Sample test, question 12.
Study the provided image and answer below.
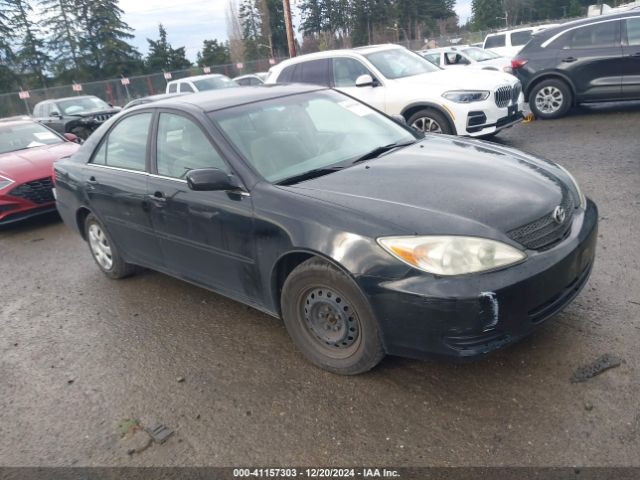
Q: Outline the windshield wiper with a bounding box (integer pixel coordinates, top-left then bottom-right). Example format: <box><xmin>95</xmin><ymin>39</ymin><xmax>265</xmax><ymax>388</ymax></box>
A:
<box><xmin>277</xmin><ymin>166</ymin><xmax>345</xmax><ymax>186</ymax></box>
<box><xmin>352</xmin><ymin>141</ymin><xmax>416</xmax><ymax>164</ymax></box>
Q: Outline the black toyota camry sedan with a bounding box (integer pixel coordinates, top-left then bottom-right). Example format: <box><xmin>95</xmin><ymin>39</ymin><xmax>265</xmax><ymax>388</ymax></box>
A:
<box><xmin>53</xmin><ymin>84</ymin><xmax>598</xmax><ymax>375</ymax></box>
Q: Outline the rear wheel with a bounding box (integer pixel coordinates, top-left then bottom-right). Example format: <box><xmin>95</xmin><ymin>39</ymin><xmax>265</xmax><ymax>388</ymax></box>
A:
<box><xmin>84</xmin><ymin>213</ymin><xmax>136</xmax><ymax>279</ymax></box>
<box><xmin>281</xmin><ymin>258</ymin><xmax>384</xmax><ymax>375</ymax></box>
<box><xmin>529</xmin><ymin>79</ymin><xmax>572</xmax><ymax>119</ymax></box>
<box><xmin>407</xmin><ymin>108</ymin><xmax>453</xmax><ymax>135</ymax></box>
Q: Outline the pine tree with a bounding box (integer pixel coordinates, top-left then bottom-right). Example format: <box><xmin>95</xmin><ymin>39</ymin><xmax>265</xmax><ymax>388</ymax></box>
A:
<box><xmin>75</xmin><ymin>0</ymin><xmax>142</xmax><ymax>78</ymax></box>
<box><xmin>146</xmin><ymin>24</ymin><xmax>191</xmax><ymax>72</ymax></box>
<box><xmin>197</xmin><ymin>40</ymin><xmax>231</xmax><ymax>67</ymax></box>
<box><xmin>264</xmin><ymin>0</ymin><xmax>287</xmax><ymax>57</ymax></box>
<box><xmin>568</xmin><ymin>0</ymin><xmax>583</xmax><ymax>17</ymax></box>
<box><xmin>0</xmin><ymin>0</ymin><xmax>17</xmax><ymax>93</ymax></box>
<box><xmin>10</xmin><ymin>0</ymin><xmax>50</xmax><ymax>88</ymax></box>
<box><xmin>239</xmin><ymin>0</ymin><xmax>264</xmax><ymax>60</ymax></box>
<box><xmin>40</xmin><ymin>0</ymin><xmax>80</xmax><ymax>77</ymax></box>
<box><xmin>471</xmin><ymin>0</ymin><xmax>504</xmax><ymax>30</ymax></box>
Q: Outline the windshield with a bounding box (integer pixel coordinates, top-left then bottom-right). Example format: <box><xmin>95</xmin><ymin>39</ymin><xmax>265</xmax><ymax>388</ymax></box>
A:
<box><xmin>462</xmin><ymin>47</ymin><xmax>500</xmax><ymax>62</ymax></box>
<box><xmin>212</xmin><ymin>90</ymin><xmax>416</xmax><ymax>184</ymax></box>
<box><xmin>364</xmin><ymin>48</ymin><xmax>440</xmax><ymax>79</ymax></box>
<box><xmin>193</xmin><ymin>76</ymin><xmax>238</xmax><ymax>91</ymax></box>
<box><xmin>0</xmin><ymin>122</ymin><xmax>63</xmax><ymax>155</ymax></box>
<box><xmin>57</xmin><ymin>96</ymin><xmax>110</xmax><ymax>115</ymax></box>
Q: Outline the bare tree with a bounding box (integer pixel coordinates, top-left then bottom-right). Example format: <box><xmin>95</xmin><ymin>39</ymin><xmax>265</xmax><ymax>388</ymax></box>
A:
<box><xmin>226</xmin><ymin>0</ymin><xmax>245</xmax><ymax>63</ymax></box>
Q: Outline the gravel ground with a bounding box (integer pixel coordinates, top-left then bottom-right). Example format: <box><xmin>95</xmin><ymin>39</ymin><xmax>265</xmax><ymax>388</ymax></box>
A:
<box><xmin>1</xmin><ymin>103</ymin><xmax>639</xmax><ymax>467</ymax></box>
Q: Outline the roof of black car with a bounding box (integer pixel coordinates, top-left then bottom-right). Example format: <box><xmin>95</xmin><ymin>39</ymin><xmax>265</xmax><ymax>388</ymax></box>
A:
<box><xmin>155</xmin><ymin>84</ymin><xmax>327</xmax><ymax>112</ymax></box>
<box><xmin>536</xmin><ymin>10</ymin><xmax>639</xmax><ymax>39</ymax></box>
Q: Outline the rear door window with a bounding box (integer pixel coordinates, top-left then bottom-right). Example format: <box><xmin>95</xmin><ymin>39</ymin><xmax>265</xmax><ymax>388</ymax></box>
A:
<box><xmin>485</xmin><ymin>34</ymin><xmax>506</xmax><ymax>48</ymax></box>
<box><xmin>91</xmin><ymin>113</ymin><xmax>152</xmax><ymax>171</ymax></box>
<box><xmin>625</xmin><ymin>18</ymin><xmax>640</xmax><ymax>46</ymax></box>
<box><xmin>179</xmin><ymin>83</ymin><xmax>195</xmax><ymax>93</ymax></box>
<box><xmin>566</xmin><ymin>21</ymin><xmax>620</xmax><ymax>49</ymax></box>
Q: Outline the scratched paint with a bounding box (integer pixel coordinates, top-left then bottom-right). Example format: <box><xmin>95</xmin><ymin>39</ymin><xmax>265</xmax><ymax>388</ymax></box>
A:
<box><xmin>480</xmin><ymin>292</ymin><xmax>499</xmax><ymax>331</ymax></box>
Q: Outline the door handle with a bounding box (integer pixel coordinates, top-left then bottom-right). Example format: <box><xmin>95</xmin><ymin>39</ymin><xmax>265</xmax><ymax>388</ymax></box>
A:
<box><xmin>562</xmin><ymin>56</ymin><xmax>578</xmax><ymax>63</ymax></box>
<box><xmin>86</xmin><ymin>176</ymin><xmax>98</xmax><ymax>190</ymax></box>
<box><xmin>629</xmin><ymin>52</ymin><xmax>640</xmax><ymax>58</ymax></box>
<box><xmin>87</xmin><ymin>176</ymin><xmax>98</xmax><ymax>183</ymax></box>
<box><xmin>148</xmin><ymin>191</ymin><xmax>167</xmax><ymax>206</ymax></box>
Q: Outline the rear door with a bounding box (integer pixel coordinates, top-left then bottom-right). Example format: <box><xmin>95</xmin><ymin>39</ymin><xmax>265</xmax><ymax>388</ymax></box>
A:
<box><xmin>553</xmin><ymin>19</ymin><xmax>623</xmax><ymax>101</ymax></box>
<box><xmin>146</xmin><ymin>110</ymin><xmax>257</xmax><ymax>298</ymax></box>
<box><xmin>84</xmin><ymin>112</ymin><xmax>163</xmax><ymax>266</ymax></box>
<box><xmin>622</xmin><ymin>16</ymin><xmax>640</xmax><ymax>98</ymax></box>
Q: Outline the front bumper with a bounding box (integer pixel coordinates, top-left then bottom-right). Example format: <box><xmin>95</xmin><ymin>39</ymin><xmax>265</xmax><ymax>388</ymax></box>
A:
<box><xmin>362</xmin><ymin>199</ymin><xmax>598</xmax><ymax>360</ymax></box>
<box><xmin>452</xmin><ymin>95</ymin><xmax>525</xmax><ymax>137</ymax></box>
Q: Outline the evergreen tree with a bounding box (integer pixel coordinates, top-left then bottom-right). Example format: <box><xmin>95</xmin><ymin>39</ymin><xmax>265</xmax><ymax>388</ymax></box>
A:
<box><xmin>10</xmin><ymin>0</ymin><xmax>50</xmax><ymax>88</ymax></box>
<box><xmin>40</xmin><ymin>0</ymin><xmax>80</xmax><ymax>78</ymax></box>
<box><xmin>0</xmin><ymin>0</ymin><xmax>17</xmax><ymax>93</ymax></box>
<box><xmin>239</xmin><ymin>0</ymin><xmax>264</xmax><ymax>60</ymax></box>
<box><xmin>146</xmin><ymin>24</ymin><xmax>191</xmax><ymax>72</ymax></box>
<box><xmin>197</xmin><ymin>39</ymin><xmax>231</xmax><ymax>66</ymax></box>
<box><xmin>471</xmin><ymin>0</ymin><xmax>504</xmax><ymax>30</ymax></box>
<box><xmin>568</xmin><ymin>0</ymin><xmax>583</xmax><ymax>17</ymax></box>
<box><xmin>265</xmin><ymin>0</ymin><xmax>287</xmax><ymax>57</ymax></box>
<box><xmin>75</xmin><ymin>0</ymin><xmax>142</xmax><ymax>78</ymax></box>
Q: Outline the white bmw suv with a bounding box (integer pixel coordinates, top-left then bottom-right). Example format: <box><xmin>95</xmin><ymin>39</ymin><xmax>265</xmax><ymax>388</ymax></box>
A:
<box><xmin>266</xmin><ymin>44</ymin><xmax>524</xmax><ymax>137</ymax></box>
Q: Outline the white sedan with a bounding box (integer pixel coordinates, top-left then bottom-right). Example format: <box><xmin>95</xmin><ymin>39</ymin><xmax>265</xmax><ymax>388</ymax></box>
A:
<box><xmin>420</xmin><ymin>47</ymin><xmax>513</xmax><ymax>74</ymax></box>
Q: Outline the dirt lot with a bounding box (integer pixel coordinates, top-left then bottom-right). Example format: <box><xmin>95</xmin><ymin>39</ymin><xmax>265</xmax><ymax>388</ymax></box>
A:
<box><xmin>1</xmin><ymin>103</ymin><xmax>639</xmax><ymax>467</ymax></box>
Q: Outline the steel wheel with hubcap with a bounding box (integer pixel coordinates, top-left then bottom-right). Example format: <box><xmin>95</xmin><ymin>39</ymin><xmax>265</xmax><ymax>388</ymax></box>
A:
<box><xmin>530</xmin><ymin>79</ymin><xmax>572</xmax><ymax>120</ymax></box>
<box><xmin>84</xmin><ymin>213</ymin><xmax>137</xmax><ymax>279</ymax></box>
<box><xmin>281</xmin><ymin>258</ymin><xmax>384</xmax><ymax>374</ymax></box>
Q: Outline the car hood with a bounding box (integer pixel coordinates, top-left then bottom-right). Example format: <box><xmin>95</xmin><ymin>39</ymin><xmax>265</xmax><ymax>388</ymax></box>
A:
<box><xmin>72</xmin><ymin>108</ymin><xmax>120</xmax><ymax>118</ymax></box>
<box><xmin>394</xmin><ymin>68</ymin><xmax>518</xmax><ymax>90</ymax></box>
<box><xmin>287</xmin><ymin>136</ymin><xmax>570</xmax><ymax>240</ymax></box>
<box><xmin>470</xmin><ymin>57</ymin><xmax>512</xmax><ymax>70</ymax></box>
<box><xmin>0</xmin><ymin>142</ymin><xmax>79</xmax><ymax>182</ymax></box>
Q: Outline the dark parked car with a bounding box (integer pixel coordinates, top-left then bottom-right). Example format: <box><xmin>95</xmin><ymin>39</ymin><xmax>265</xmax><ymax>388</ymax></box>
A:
<box><xmin>54</xmin><ymin>85</ymin><xmax>597</xmax><ymax>374</ymax></box>
<box><xmin>34</xmin><ymin>95</ymin><xmax>121</xmax><ymax>140</ymax></box>
<box><xmin>513</xmin><ymin>11</ymin><xmax>640</xmax><ymax>119</ymax></box>
<box><xmin>0</xmin><ymin>119</ymin><xmax>80</xmax><ymax>224</ymax></box>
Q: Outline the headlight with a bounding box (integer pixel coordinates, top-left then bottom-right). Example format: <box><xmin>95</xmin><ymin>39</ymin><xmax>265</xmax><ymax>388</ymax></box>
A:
<box><xmin>442</xmin><ymin>91</ymin><xmax>490</xmax><ymax>103</ymax></box>
<box><xmin>556</xmin><ymin>164</ymin><xmax>586</xmax><ymax>209</ymax></box>
<box><xmin>377</xmin><ymin>236</ymin><xmax>526</xmax><ymax>276</ymax></box>
<box><xmin>0</xmin><ymin>174</ymin><xmax>14</xmax><ymax>190</ymax></box>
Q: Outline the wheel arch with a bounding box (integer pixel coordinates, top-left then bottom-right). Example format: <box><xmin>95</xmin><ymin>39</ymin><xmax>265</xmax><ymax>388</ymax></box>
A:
<box><xmin>270</xmin><ymin>249</ymin><xmax>357</xmax><ymax>317</ymax></box>
<box><xmin>400</xmin><ymin>102</ymin><xmax>456</xmax><ymax>134</ymax></box>
<box><xmin>525</xmin><ymin>73</ymin><xmax>576</xmax><ymax>105</ymax></box>
<box><xmin>76</xmin><ymin>206</ymin><xmax>92</xmax><ymax>240</ymax></box>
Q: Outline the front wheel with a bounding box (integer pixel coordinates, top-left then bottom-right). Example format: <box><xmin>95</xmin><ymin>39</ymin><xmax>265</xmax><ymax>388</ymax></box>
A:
<box><xmin>529</xmin><ymin>79</ymin><xmax>572</xmax><ymax>119</ymax></box>
<box><xmin>281</xmin><ymin>258</ymin><xmax>385</xmax><ymax>375</ymax></box>
<box><xmin>407</xmin><ymin>108</ymin><xmax>454</xmax><ymax>135</ymax></box>
<box><xmin>84</xmin><ymin>213</ymin><xmax>136</xmax><ymax>279</ymax></box>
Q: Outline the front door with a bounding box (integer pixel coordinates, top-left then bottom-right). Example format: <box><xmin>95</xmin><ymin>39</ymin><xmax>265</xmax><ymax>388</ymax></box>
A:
<box><xmin>332</xmin><ymin>57</ymin><xmax>386</xmax><ymax>112</ymax></box>
<box><xmin>146</xmin><ymin>111</ymin><xmax>257</xmax><ymax>299</ymax></box>
<box><xmin>84</xmin><ymin>112</ymin><xmax>163</xmax><ymax>267</ymax></box>
<box><xmin>556</xmin><ymin>20</ymin><xmax>623</xmax><ymax>101</ymax></box>
<box><xmin>622</xmin><ymin>16</ymin><xmax>640</xmax><ymax>98</ymax></box>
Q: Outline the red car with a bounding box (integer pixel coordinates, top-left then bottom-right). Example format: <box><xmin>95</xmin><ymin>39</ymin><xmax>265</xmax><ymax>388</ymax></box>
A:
<box><xmin>0</xmin><ymin>119</ymin><xmax>80</xmax><ymax>225</ymax></box>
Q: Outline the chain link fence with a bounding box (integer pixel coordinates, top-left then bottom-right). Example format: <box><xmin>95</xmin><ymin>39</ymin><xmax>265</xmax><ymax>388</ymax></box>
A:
<box><xmin>0</xmin><ymin>58</ymin><xmax>281</xmax><ymax>118</ymax></box>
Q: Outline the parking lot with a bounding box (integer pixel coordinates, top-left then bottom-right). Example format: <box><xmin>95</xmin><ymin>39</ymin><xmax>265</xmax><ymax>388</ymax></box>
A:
<box><xmin>1</xmin><ymin>103</ymin><xmax>639</xmax><ymax>467</ymax></box>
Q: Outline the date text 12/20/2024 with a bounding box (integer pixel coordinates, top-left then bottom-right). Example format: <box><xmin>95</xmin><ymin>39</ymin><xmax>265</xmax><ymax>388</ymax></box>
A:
<box><xmin>233</xmin><ymin>468</ymin><xmax>400</xmax><ymax>478</ymax></box>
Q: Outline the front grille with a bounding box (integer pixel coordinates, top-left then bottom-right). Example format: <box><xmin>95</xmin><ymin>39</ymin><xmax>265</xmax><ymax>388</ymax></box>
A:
<box><xmin>507</xmin><ymin>189</ymin><xmax>575</xmax><ymax>250</ymax></box>
<box><xmin>9</xmin><ymin>177</ymin><xmax>55</xmax><ymax>205</ymax></box>
<box><xmin>494</xmin><ymin>83</ymin><xmax>521</xmax><ymax>108</ymax></box>
<box><xmin>94</xmin><ymin>113</ymin><xmax>115</xmax><ymax>122</ymax></box>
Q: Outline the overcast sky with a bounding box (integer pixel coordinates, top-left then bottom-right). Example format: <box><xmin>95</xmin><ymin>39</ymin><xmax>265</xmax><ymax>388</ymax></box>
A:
<box><xmin>121</xmin><ymin>0</ymin><xmax>473</xmax><ymax>61</ymax></box>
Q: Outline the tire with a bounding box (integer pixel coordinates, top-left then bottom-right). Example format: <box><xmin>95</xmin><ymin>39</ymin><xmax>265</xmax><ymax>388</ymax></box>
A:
<box><xmin>529</xmin><ymin>79</ymin><xmax>572</xmax><ymax>120</ymax></box>
<box><xmin>407</xmin><ymin>108</ymin><xmax>454</xmax><ymax>135</ymax></box>
<box><xmin>84</xmin><ymin>213</ymin><xmax>136</xmax><ymax>279</ymax></box>
<box><xmin>281</xmin><ymin>258</ymin><xmax>385</xmax><ymax>375</ymax></box>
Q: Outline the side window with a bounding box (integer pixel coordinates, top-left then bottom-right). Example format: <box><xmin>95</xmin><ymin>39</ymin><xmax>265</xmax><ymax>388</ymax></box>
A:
<box><xmin>424</xmin><ymin>53</ymin><xmax>440</xmax><ymax>65</ymax></box>
<box><xmin>168</xmin><ymin>83</ymin><xmax>178</xmax><ymax>93</ymax></box>
<box><xmin>156</xmin><ymin>113</ymin><xmax>228</xmax><ymax>179</ymax></box>
<box><xmin>179</xmin><ymin>83</ymin><xmax>195</xmax><ymax>93</ymax></box>
<box><xmin>568</xmin><ymin>21</ymin><xmax>620</xmax><ymax>49</ymax></box>
<box><xmin>34</xmin><ymin>104</ymin><xmax>42</xmax><ymax>116</ymax></box>
<box><xmin>236</xmin><ymin>78</ymin><xmax>250</xmax><ymax>86</ymax></box>
<box><xmin>91</xmin><ymin>113</ymin><xmax>151</xmax><ymax>171</ymax></box>
<box><xmin>250</xmin><ymin>77</ymin><xmax>262</xmax><ymax>85</ymax></box>
<box><xmin>511</xmin><ymin>30</ymin><xmax>533</xmax><ymax>46</ymax></box>
<box><xmin>332</xmin><ymin>57</ymin><xmax>372</xmax><ymax>87</ymax></box>
<box><xmin>278</xmin><ymin>65</ymin><xmax>297</xmax><ymax>83</ymax></box>
<box><xmin>485</xmin><ymin>34</ymin><xmax>506</xmax><ymax>48</ymax></box>
<box><xmin>626</xmin><ymin>18</ymin><xmax>640</xmax><ymax>46</ymax></box>
<box><xmin>298</xmin><ymin>59</ymin><xmax>330</xmax><ymax>85</ymax></box>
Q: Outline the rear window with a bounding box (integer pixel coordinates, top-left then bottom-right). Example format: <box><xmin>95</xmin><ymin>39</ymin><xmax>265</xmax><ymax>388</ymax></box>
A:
<box><xmin>559</xmin><ymin>21</ymin><xmax>620</xmax><ymax>49</ymax></box>
<box><xmin>485</xmin><ymin>34</ymin><xmax>506</xmax><ymax>48</ymax></box>
<box><xmin>511</xmin><ymin>30</ymin><xmax>533</xmax><ymax>46</ymax></box>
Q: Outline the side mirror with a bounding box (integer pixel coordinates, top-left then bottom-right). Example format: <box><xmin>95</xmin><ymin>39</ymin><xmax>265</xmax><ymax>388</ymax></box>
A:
<box><xmin>186</xmin><ymin>168</ymin><xmax>241</xmax><ymax>192</ymax></box>
<box><xmin>51</xmin><ymin>111</ymin><xmax>62</xmax><ymax>118</ymax></box>
<box><xmin>63</xmin><ymin>132</ymin><xmax>81</xmax><ymax>144</ymax></box>
<box><xmin>355</xmin><ymin>74</ymin><xmax>377</xmax><ymax>87</ymax></box>
<box><xmin>391</xmin><ymin>114</ymin><xmax>407</xmax><ymax>126</ymax></box>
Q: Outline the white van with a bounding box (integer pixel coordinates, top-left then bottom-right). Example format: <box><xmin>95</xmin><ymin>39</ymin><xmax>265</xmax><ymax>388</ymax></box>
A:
<box><xmin>483</xmin><ymin>25</ymin><xmax>559</xmax><ymax>58</ymax></box>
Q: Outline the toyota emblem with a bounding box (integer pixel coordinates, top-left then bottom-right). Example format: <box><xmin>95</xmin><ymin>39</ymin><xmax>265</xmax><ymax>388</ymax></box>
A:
<box><xmin>552</xmin><ymin>206</ymin><xmax>566</xmax><ymax>224</ymax></box>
